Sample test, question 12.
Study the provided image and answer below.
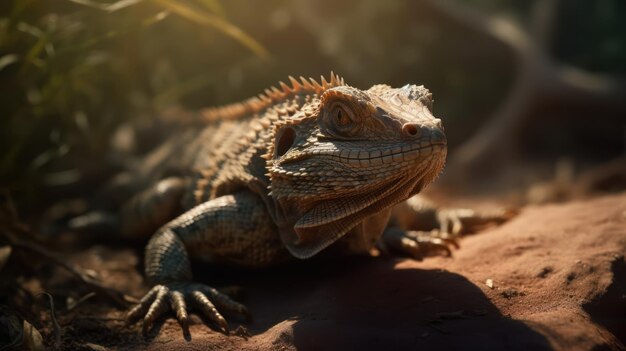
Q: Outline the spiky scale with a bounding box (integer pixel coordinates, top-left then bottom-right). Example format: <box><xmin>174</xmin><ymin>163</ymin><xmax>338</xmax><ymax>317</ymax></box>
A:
<box><xmin>279</xmin><ymin>81</ymin><xmax>292</xmax><ymax>94</ymax></box>
<box><xmin>288</xmin><ymin>76</ymin><xmax>301</xmax><ymax>91</ymax></box>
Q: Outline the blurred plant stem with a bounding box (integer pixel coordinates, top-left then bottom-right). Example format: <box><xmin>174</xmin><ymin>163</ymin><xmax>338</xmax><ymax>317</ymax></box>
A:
<box><xmin>154</xmin><ymin>0</ymin><xmax>270</xmax><ymax>59</ymax></box>
<box><xmin>0</xmin><ymin>0</ymin><xmax>268</xmax><ymax>205</ymax></box>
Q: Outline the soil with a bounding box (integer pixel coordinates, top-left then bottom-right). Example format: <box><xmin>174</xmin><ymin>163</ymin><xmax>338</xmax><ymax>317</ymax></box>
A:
<box><xmin>25</xmin><ymin>192</ymin><xmax>626</xmax><ymax>350</ymax></box>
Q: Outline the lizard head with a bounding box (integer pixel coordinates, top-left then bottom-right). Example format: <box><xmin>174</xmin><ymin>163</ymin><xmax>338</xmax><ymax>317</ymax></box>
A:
<box><xmin>268</xmin><ymin>81</ymin><xmax>447</xmax><ymax>258</ymax></box>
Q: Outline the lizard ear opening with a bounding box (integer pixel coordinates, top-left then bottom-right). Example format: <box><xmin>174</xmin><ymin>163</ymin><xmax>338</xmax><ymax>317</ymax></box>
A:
<box><xmin>275</xmin><ymin>127</ymin><xmax>295</xmax><ymax>158</ymax></box>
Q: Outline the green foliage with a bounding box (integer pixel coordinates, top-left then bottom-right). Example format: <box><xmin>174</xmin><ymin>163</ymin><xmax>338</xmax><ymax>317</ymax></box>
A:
<box><xmin>553</xmin><ymin>0</ymin><xmax>626</xmax><ymax>74</ymax></box>
<box><xmin>0</xmin><ymin>0</ymin><xmax>267</xmax><ymax>199</ymax></box>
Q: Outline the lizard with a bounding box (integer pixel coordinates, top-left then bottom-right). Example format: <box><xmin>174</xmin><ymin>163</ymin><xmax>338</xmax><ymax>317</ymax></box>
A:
<box><xmin>71</xmin><ymin>72</ymin><xmax>513</xmax><ymax>335</ymax></box>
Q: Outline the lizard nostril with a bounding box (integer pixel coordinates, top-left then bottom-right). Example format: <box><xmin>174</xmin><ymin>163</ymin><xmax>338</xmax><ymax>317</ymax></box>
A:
<box><xmin>402</xmin><ymin>123</ymin><xmax>421</xmax><ymax>137</ymax></box>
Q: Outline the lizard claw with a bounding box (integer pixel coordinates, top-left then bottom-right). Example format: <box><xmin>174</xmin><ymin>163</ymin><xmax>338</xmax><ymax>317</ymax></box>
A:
<box><xmin>381</xmin><ymin>206</ymin><xmax>516</xmax><ymax>260</ymax></box>
<box><xmin>126</xmin><ymin>282</ymin><xmax>248</xmax><ymax>336</ymax></box>
<box><xmin>381</xmin><ymin>228</ymin><xmax>458</xmax><ymax>260</ymax></box>
<box><xmin>437</xmin><ymin>207</ymin><xmax>517</xmax><ymax>236</ymax></box>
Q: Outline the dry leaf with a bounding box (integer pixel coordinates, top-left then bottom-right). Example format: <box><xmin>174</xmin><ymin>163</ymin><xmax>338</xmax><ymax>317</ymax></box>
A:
<box><xmin>22</xmin><ymin>320</ymin><xmax>45</xmax><ymax>351</ymax></box>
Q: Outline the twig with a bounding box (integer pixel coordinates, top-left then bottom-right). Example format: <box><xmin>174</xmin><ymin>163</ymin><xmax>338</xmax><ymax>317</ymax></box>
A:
<box><xmin>38</xmin><ymin>292</ymin><xmax>61</xmax><ymax>347</ymax></box>
<box><xmin>6</xmin><ymin>237</ymin><xmax>130</xmax><ymax>307</ymax></box>
<box><xmin>0</xmin><ymin>190</ymin><xmax>129</xmax><ymax>308</ymax></box>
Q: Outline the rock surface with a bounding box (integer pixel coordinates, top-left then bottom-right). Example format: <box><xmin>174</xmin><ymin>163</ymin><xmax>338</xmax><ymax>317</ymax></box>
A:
<box><xmin>58</xmin><ymin>192</ymin><xmax>626</xmax><ymax>350</ymax></box>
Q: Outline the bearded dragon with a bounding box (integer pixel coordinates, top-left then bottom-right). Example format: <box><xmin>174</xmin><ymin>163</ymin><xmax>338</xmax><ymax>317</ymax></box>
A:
<box><xmin>72</xmin><ymin>73</ymin><xmax>512</xmax><ymax>335</ymax></box>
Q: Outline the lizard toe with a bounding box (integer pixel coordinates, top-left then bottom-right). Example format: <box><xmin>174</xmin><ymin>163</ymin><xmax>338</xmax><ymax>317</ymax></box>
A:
<box><xmin>126</xmin><ymin>282</ymin><xmax>250</xmax><ymax>336</ymax></box>
<box><xmin>437</xmin><ymin>209</ymin><xmax>466</xmax><ymax>235</ymax></box>
<box><xmin>126</xmin><ymin>285</ymin><xmax>160</xmax><ymax>325</ymax></box>
<box><xmin>382</xmin><ymin>228</ymin><xmax>457</xmax><ymax>260</ymax></box>
<box><xmin>142</xmin><ymin>285</ymin><xmax>170</xmax><ymax>335</ymax></box>
<box><xmin>437</xmin><ymin>207</ymin><xmax>518</xmax><ymax>235</ymax></box>
<box><xmin>199</xmin><ymin>285</ymin><xmax>250</xmax><ymax>321</ymax></box>
<box><xmin>169</xmin><ymin>289</ymin><xmax>190</xmax><ymax>336</ymax></box>
<box><xmin>190</xmin><ymin>290</ymin><xmax>230</xmax><ymax>333</ymax></box>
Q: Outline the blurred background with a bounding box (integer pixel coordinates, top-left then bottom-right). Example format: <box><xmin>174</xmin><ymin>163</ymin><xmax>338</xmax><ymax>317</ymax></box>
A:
<box><xmin>1</xmin><ymin>0</ymin><xmax>625</xmax><ymax>209</ymax></box>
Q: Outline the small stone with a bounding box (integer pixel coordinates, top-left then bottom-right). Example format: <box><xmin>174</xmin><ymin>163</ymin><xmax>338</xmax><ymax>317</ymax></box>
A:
<box><xmin>485</xmin><ymin>279</ymin><xmax>494</xmax><ymax>289</ymax></box>
<box><xmin>537</xmin><ymin>266</ymin><xmax>553</xmax><ymax>278</ymax></box>
<box><xmin>501</xmin><ymin>288</ymin><xmax>525</xmax><ymax>299</ymax></box>
<box><xmin>566</xmin><ymin>272</ymin><xmax>577</xmax><ymax>282</ymax></box>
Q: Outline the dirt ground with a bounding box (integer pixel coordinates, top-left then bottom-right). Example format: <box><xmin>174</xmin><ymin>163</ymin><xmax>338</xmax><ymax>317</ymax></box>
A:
<box><xmin>28</xmin><ymin>191</ymin><xmax>626</xmax><ymax>350</ymax></box>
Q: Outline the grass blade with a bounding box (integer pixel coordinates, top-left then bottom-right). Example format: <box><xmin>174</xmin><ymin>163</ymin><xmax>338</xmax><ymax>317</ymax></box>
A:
<box><xmin>67</xmin><ymin>0</ymin><xmax>144</xmax><ymax>12</ymax></box>
<box><xmin>196</xmin><ymin>0</ymin><xmax>226</xmax><ymax>18</ymax></box>
<box><xmin>155</xmin><ymin>0</ymin><xmax>270</xmax><ymax>59</ymax></box>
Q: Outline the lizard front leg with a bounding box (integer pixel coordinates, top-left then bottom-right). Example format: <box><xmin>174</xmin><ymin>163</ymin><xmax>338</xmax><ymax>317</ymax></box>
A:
<box><xmin>126</xmin><ymin>190</ymin><xmax>286</xmax><ymax>335</ymax></box>
<box><xmin>382</xmin><ymin>195</ymin><xmax>516</xmax><ymax>259</ymax></box>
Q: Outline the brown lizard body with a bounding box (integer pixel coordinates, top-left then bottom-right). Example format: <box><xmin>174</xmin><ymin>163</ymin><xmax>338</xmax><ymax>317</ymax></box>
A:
<box><xmin>74</xmin><ymin>73</ymin><xmax>512</xmax><ymax>335</ymax></box>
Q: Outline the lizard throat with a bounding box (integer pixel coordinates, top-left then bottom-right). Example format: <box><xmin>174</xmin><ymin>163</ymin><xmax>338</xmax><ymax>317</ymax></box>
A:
<box><xmin>278</xmin><ymin>155</ymin><xmax>442</xmax><ymax>259</ymax></box>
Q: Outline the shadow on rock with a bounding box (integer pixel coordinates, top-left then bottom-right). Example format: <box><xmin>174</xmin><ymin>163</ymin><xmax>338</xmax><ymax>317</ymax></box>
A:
<box><xmin>204</xmin><ymin>257</ymin><xmax>553</xmax><ymax>350</ymax></box>
<box><xmin>583</xmin><ymin>257</ymin><xmax>626</xmax><ymax>346</ymax></box>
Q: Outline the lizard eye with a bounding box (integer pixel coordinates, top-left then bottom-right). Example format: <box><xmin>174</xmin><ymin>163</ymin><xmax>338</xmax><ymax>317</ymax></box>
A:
<box><xmin>326</xmin><ymin>102</ymin><xmax>360</xmax><ymax>137</ymax></box>
<box><xmin>333</xmin><ymin>105</ymin><xmax>351</xmax><ymax>126</ymax></box>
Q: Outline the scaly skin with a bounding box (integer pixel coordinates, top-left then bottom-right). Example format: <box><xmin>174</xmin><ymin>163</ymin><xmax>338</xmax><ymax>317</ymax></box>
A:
<box><xmin>82</xmin><ymin>73</ymin><xmax>512</xmax><ymax>335</ymax></box>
